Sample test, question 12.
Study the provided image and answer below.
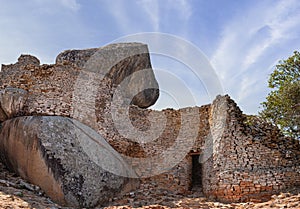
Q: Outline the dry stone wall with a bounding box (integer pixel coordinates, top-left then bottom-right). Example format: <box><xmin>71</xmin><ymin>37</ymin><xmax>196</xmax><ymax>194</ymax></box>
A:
<box><xmin>201</xmin><ymin>96</ymin><xmax>300</xmax><ymax>203</ymax></box>
<box><xmin>0</xmin><ymin>54</ymin><xmax>82</xmax><ymax>117</ymax></box>
<box><xmin>0</xmin><ymin>44</ymin><xmax>299</xmax><ymax>206</ymax></box>
<box><xmin>94</xmin><ymin>94</ymin><xmax>299</xmax><ymax>203</ymax></box>
<box><xmin>0</xmin><ymin>43</ymin><xmax>159</xmax><ymax>120</ymax></box>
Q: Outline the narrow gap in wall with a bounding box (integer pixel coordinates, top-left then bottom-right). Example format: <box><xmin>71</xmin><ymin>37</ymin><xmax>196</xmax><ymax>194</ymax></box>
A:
<box><xmin>191</xmin><ymin>154</ymin><xmax>202</xmax><ymax>192</ymax></box>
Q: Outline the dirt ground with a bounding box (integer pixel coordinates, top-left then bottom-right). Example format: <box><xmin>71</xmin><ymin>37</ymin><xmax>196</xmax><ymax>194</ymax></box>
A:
<box><xmin>0</xmin><ymin>162</ymin><xmax>299</xmax><ymax>209</ymax></box>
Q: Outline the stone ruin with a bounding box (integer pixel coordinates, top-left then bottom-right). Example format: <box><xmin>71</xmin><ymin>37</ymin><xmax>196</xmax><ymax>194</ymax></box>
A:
<box><xmin>0</xmin><ymin>43</ymin><xmax>299</xmax><ymax>208</ymax></box>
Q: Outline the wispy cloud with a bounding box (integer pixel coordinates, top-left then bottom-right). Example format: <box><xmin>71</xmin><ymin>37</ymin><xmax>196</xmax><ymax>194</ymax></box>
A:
<box><xmin>240</xmin><ymin>0</ymin><xmax>300</xmax><ymax>71</ymax></box>
<box><xmin>2</xmin><ymin>0</ymin><xmax>299</xmax><ymax>114</ymax></box>
<box><xmin>0</xmin><ymin>0</ymin><xmax>85</xmax><ymax>66</ymax></box>
<box><xmin>106</xmin><ymin>0</ymin><xmax>192</xmax><ymax>33</ymax></box>
<box><xmin>167</xmin><ymin>0</ymin><xmax>192</xmax><ymax>21</ymax></box>
<box><xmin>60</xmin><ymin>0</ymin><xmax>81</xmax><ymax>12</ymax></box>
<box><xmin>138</xmin><ymin>0</ymin><xmax>160</xmax><ymax>31</ymax></box>
<box><xmin>102</xmin><ymin>0</ymin><xmax>133</xmax><ymax>34</ymax></box>
<box><xmin>211</xmin><ymin>0</ymin><xmax>300</xmax><ymax>113</ymax></box>
<box><xmin>212</xmin><ymin>0</ymin><xmax>300</xmax><ymax>77</ymax></box>
<box><xmin>32</xmin><ymin>0</ymin><xmax>81</xmax><ymax>13</ymax></box>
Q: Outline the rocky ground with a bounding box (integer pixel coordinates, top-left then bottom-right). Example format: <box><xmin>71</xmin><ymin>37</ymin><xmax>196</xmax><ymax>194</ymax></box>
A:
<box><xmin>0</xmin><ymin>162</ymin><xmax>67</xmax><ymax>209</ymax></box>
<box><xmin>105</xmin><ymin>187</ymin><xmax>300</xmax><ymax>209</ymax></box>
<box><xmin>0</xmin><ymin>162</ymin><xmax>299</xmax><ymax>209</ymax></box>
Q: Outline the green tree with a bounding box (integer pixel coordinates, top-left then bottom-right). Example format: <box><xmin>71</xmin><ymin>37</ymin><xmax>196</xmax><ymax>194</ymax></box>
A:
<box><xmin>260</xmin><ymin>51</ymin><xmax>300</xmax><ymax>139</ymax></box>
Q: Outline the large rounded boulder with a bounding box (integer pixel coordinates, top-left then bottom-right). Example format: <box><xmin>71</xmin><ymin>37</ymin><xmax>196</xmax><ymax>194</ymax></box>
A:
<box><xmin>0</xmin><ymin>116</ymin><xmax>139</xmax><ymax>208</ymax></box>
<box><xmin>56</xmin><ymin>42</ymin><xmax>159</xmax><ymax>108</ymax></box>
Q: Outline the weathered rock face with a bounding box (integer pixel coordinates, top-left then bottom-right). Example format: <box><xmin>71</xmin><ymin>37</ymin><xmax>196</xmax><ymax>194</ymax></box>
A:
<box><xmin>0</xmin><ymin>116</ymin><xmax>139</xmax><ymax>208</ymax></box>
<box><xmin>56</xmin><ymin>43</ymin><xmax>159</xmax><ymax>108</ymax></box>
<box><xmin>0</xmin><ymin>88</ymin><xmax>28</xmax><ymax>122</ymax></box>
<box><xmin>0</xmin><ymin>42</ymin><xmax>299</xmax><ymax>207</ymax></box>
<box><xmin>1</xmin><ymin>54</ymin><xmax>40</xmax><ymax>72</ymax></box>
<box><xmin>56</xmin><ymin>48</ymin><xmax>98</xmax><ymax>68</ymax></box>
<box><xmin>96</xmin><ymin>95</ymin><xmax>300</xmax><ymax>203</ymax></box>
<box><xmin>0</xmin><ymin>43</ymin><xmax>159</xmax><ymax>121</ymax></box>
<box><xmin>0</xmin><ymin>43</ymin><xmax>158</xmax><ymax>207</ymax></box>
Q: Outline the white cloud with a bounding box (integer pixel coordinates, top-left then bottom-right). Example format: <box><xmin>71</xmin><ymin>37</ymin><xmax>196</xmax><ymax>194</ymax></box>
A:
<box><xmin>167</xmin><ymin>0</ymin><xmax>192</xmax><ymax>21</ymax></box>
<box><xmin>102</xmin><ymin>0</ymin><xmax>136</xmax><ymax>34</ymax></box>
<box><xmin>240</xmin><ymin>0</ymin><xmax>300</xmax><ymax>71</ymax></box>
<box><xmin>138</xmin><ymin>0</ymin><xmax>160</xmax><ymax>31</ymax></box>
<box><xmin>60</xmin><ymin>0</ymin><xmax>81</xmax><ymax>12</ymax></box>
<box><xmin>210</xmin><ymin>0</ymin><xmax>300</xmax><ymax>113</ymax></box>
<box><xmin>212</xmin><ymin>0</ymin><xmax>300</xmax><ymax>75</ymax></box>
<box><xmin>106</xmin><ymin>0</ymin><xmax>192</xmax><ymax>34</ymax></box>
<box><xmin>0</xmin><ymin>0</ymin><xmax>86</xmax><ymax>67</ymax></box>
<box><xmin>32</xmin><ymin>0</ymin><xmax>81</xmax><ymax>12</ymax></box>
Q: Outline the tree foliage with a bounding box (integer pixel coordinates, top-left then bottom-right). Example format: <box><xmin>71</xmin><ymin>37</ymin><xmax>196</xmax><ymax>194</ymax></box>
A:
<box><xmin>260</xmin><ymin>51</ymin><xmax>300</xmax><ymax>139</ymax></box>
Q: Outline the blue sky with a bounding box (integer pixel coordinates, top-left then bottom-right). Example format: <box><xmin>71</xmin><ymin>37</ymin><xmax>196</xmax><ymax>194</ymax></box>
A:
<box><xmin>1</xmin><ymin>0</ymin><xmax>300</xmax><ymax>114</ymax></box>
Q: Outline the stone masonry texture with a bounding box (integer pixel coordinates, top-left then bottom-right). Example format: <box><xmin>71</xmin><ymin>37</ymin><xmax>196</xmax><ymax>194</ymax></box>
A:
<box><xmin>0</xmin><ymin>43</ymin><xmax>299</xmax><ymax>206</ymax></box>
